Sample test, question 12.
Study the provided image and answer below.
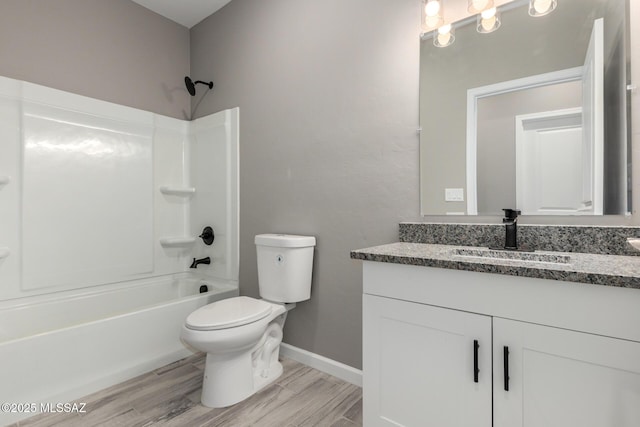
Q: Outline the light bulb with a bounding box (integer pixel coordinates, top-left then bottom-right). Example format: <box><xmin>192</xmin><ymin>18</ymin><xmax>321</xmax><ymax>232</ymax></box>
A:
<box><xmin>477</xmin><ymin>8</ymin><xmax>500</xmax><ymax>33</ymax></box>
<box><xmin>534</xmin><ymin>0</ymin><xmax>552</xmax><ymax>14</ymax></box>
<box><xmin>468</xmin><ymin>0</ymin><xmax>494</xmax><ymax>13</ymax></box>
<box><xmin>480</xmin><ymin>7</ymin><xmax>496</xmax><ymax>19</ymax></box>
<box><xmin>422</xmin><ymin>0</ymin><xmax>443</xmax><ymax>30</ymax></box>
<box><xmin>437</xmin><ymin>32</ymin><xmax>452</xmax><ymax>46</ymax></box>
<box><xmin>529</xmin><ymin>0</ymin><xmax>557</xmax><ymax>17</ymax></box>
<box><xmin>434</xmin><ymin>24</ymin><xmax>455</xmax><ymax>47</ymax></box>
<box><xmin>425</xmin><ymin>0</ymin><xmax>441</xmax><ymax>17</ymax></box>
<box><xmin>481</xmin><ymin>16</ymin><xmax>496</xmax><ymax>31</ymax></box>
<box><xmin>438</xmin><ymin>24</ymin><xmax>452</xmax><ymax>35</ymax></box>
<box><xmin>425</xmin><ymin>15</ymin><xmax>443</xmax><ymax>28</ymax></box>
<box><xmin>470</xmin><ymin>0</ymin><xmax>489</xmax><ymax>10</ymax></box>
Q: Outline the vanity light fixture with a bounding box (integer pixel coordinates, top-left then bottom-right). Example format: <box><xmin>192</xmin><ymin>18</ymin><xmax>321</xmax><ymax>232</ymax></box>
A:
<box><xmin>477</xmin><ymin>7</ymin><xmax>501</xmax><ymax>33</ymax></box>
<box><xmin>422</xmin><ymin>0</ymin><xmax>556</xmax><ymax>44</ymax></box>
<box><xmin>468</xmin><ymin>0</ymin><xmax>494</xmax><ymax>14</ymax></box>
<box><xmin>434</xmin><ymin>24</ymin><xmax>455</xmax><ymax>48</ymax></box>
<box><xmin>422</xmin><ymin>0</ymin><xmax>444</xmax><ymax>30</ymax></box>
<box><xmin>528</xmin><ymin>0</ymin><xmax>557</xmax><ymax>17</ymax></box>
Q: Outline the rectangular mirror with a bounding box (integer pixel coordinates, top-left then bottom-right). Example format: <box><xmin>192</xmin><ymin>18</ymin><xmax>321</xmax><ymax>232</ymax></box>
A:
<box><xmin>419</xmin><ymin>0</ymin><xmax>632</xmax><ymax>216</ymax></box>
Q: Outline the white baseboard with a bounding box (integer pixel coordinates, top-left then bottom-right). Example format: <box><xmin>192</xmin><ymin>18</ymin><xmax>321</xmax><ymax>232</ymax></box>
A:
<box><xmin>280</xmin><ymin>343</ymin><xmax>362</xmax><ymax>387</ymax></box>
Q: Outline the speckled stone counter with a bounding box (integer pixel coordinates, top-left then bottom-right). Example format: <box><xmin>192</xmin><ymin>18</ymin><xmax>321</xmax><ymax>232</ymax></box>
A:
<box><xmin>350</xmin><ymin>242</ymin><xmax>640</xmax><ymax>289</ymax></box>
<box><xmin>399</xmin><ymin>223</ymin><xmax>640</xmax><ymax>256</ymax></box>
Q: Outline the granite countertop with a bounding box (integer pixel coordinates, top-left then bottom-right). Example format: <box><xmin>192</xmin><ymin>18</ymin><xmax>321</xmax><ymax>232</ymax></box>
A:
<box><xmin>350</xmin><ymin>242</ymin><xmax>640</xmax><ymax>289</ymax></box>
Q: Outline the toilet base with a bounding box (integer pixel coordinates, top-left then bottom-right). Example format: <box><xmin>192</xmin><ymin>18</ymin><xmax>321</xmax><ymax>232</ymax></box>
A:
<box><xmin>200</xmin><ymin>349</ymin><xmax>284</xmax><ymax>408</ymax></box>
<box><xmin>199</xmin><ymin>321</ymin><xmax>285</xmax><ymax>409</ymax></box>
<box><xmin>184</xmin><ymin>301</ymin><xmax>292</xmax><ymax>408</ymax></box>
<box><xmin>253</xmin><ymin>356</ymin><xmax>283</xmax><ymax>393</ymax></box>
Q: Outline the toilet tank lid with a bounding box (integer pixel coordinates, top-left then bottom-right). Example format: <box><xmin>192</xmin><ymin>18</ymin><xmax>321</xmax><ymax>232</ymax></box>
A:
<box><xmin>255</xmin><ymin>234</ymin><xmax>316</xmax><ymax>248</ymax></box>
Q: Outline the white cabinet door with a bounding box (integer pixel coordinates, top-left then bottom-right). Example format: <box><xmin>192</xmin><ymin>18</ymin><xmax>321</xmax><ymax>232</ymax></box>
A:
<box><xmin>363</xmin><ymin>294</ymin><xmax>492</xmax><ymax>427</ymax></box>
<box><xmin>494</xmin><ymin>318</ymin><xmax>640</xmax><ymax>427</ymax></box>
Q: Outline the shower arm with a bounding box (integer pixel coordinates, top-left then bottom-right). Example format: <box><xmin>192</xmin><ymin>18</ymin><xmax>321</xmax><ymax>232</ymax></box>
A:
<box><xmin>193</xmin><ymin>80</ymin><xmax>213</xmax><ymax>89</ymax></box>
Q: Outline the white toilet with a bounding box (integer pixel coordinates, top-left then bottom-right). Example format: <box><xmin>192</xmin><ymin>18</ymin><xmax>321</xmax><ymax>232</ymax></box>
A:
<box><xmin>181</xmin><ymin>233</ymin><xmax>316</xmax><ymax>408</ymax></box>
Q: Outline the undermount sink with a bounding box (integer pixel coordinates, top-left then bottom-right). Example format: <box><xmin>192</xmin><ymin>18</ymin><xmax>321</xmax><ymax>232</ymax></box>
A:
<box><xmin>453</xmin><ymin>247</ymin><xmax>571</xmax><ymax>265</ymax></box>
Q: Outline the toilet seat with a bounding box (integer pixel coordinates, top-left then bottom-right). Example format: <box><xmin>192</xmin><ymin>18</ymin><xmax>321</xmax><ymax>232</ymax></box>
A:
<box><xmin>185</xmin><ymin>296</ymin><xmax>273</xmax><ymax>331</ymax></box>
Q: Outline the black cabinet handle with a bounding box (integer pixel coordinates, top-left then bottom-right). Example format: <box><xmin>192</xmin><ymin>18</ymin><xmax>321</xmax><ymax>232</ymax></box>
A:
<box><xmin>503</xmin><ymin>346</ymin><xmax>510</xmax><ymax>391</ymax></box>
<box><xmin>473</xmin><ymin>340</ymin><xmax>480</xmax><ymax>383</ymax></box>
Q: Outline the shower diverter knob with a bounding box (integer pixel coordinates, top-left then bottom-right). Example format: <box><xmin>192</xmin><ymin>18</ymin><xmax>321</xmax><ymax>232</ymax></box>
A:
<box><xmin>199</xmin><ymin>227</ymin><xmax>215</xmax><ymax>245</ymax></box>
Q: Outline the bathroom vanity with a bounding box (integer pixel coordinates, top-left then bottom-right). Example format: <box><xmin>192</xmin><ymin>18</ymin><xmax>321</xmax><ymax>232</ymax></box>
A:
<box><xmin>352</xmin><ymin>225</ymin><xmax>640</xmax><ymax>427</ymax></box>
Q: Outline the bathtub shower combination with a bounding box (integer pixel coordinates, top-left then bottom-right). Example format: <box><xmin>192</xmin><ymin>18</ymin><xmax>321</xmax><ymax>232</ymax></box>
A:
<box><xmin>0</xmin><ymin>76</ymin><xmax>239</xmax><ymax>425</ymax></box>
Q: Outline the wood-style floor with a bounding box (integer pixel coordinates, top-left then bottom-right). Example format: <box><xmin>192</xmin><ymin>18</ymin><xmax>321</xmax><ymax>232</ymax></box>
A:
<box><xmin>15</xmin><ymin>354</ymin><xmax>362</xmax><ymax>427</ymax></box>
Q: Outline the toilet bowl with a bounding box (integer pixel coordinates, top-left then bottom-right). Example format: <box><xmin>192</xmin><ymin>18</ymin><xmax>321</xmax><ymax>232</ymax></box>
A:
<box><xmin>181</xmin><ymin>296</ymin><xmax>290</xmax><ymax>407</ymax></box>
<box><xmin>181</xmin><ymin>234</ymin><xmax>315</xmax><ymax>408</ymax></box>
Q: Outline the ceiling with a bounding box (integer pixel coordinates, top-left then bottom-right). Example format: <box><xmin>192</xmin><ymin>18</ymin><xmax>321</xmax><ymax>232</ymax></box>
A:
<box><xmin>130</xmin><ymin>0</ymin><xmax>233</xmax><ymax>28</ymax></box>
<box><xmin>132</xmin><ymin>0</ymin><xmax>519</xmax><ymax>30</ymax></box>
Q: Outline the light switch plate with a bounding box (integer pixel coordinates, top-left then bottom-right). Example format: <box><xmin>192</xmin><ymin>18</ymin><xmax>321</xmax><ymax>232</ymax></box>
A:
<box><xmin>445</xmin><ymin>188</ymin><xmax>464</xmax><ymax>202</ymax></box>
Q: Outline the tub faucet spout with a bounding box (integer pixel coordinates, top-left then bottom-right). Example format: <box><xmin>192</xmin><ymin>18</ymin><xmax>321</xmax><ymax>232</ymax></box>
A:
<box><xmin>190</xmin><ymin>257</ymin><xmax>211</xmax><ymax>269</ymax></box>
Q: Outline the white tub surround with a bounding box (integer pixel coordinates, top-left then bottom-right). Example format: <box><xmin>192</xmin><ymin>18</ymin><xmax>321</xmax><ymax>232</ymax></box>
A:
<box><xmin>0</xmin><ymin>75</ymin><xmax>239</xmax><ymax>301</ymax></box>
<box><xmin>0</xmin><ymin>75</ymin><xmax>240</xmax><ymax>425</ymax></box>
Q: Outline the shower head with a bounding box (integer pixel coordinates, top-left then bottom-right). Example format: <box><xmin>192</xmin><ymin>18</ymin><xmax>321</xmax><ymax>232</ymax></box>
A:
<box><xmin>184</xmin><ymin>76</ymin><xmax>213</xmax><ymax>96</ymax></box>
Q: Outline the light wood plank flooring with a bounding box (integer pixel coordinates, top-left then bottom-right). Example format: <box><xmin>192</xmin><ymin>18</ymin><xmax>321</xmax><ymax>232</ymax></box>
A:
<box><xmin>15</xmin><ymin>354</ymin><xmax>362</xmax><ymax>427</ymax></box>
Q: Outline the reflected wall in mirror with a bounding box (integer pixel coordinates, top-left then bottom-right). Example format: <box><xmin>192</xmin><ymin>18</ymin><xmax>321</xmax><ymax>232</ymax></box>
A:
<box><xmin>419</xmin><ymin>0</ymin><xmax>632</xmax><ymax>216</ymax></box>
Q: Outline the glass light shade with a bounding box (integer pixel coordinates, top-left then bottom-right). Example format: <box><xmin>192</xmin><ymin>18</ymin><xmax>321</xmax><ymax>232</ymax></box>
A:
<box><xmin>467</xmin><ymin>0</ymin><xmax>494</xmax><ymax>14</ymax></box>
<box><xmin>528</xmin><ymin>0</ymin><xmax>558</xmax><ymax>17</ymax></box>
<box><xmin>477</xmin><ymin>8</ymin><xmax>501</xmax><ymax>33</ymax></box>
<box><xmin>422</xmin><ymin>0</ymin><xmax>444</xmax><ymax>30</ymax></box>
<box><xmin>433</xmin><ymin>24</ymin><xmax>455</xmax><ymax>48</ymax></box>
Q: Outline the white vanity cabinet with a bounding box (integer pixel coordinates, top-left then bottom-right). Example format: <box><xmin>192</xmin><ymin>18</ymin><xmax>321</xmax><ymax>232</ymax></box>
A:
<box><xmin>364</xmin><ymin>294</ymin><xmax>492</xmax><ymax>426</ymax></box>
<box><xmin>362</xmin><ymin>261</ymin><xmax>640</xmax><ymax>427</ymax></box>
<box><xmin>493</xmin><ymin>318</ymin><xmax>640</xmax><ymax>427</ymax></box>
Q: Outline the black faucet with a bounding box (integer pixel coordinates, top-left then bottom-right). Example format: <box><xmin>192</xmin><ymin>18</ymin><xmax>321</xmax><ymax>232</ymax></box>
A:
<box><xmin>502</xmin><ymin>209</ymin><xmax>521</xmax><ymax>250</ymax></box>
<box><xmin>190</xmin><ymin>257</ymin><xmax>211</xmax><ymax>269</ymax></box>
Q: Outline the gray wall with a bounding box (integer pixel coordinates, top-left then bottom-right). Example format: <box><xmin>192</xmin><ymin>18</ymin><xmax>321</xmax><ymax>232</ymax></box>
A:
<box><xmin>0</xmin><ymin>0</ymin><xmax>420</xmax><ymax>370</ymax></box>
<box><xmin>190</xmin><ymin>0</ymin><xmax>421</xmax><ymax>369</ymax></box>
<box><xmin>0</xmin><ymin>0</ymin><xmax>191</xmax><ymax>119</ymax></box>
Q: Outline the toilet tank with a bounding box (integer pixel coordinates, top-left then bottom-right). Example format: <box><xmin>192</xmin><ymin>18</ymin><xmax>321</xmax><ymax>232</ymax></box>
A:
<box><xmin>255</xmin><ymin>234</ymin><xmax>316</xmax><ymax>303</ymax></box>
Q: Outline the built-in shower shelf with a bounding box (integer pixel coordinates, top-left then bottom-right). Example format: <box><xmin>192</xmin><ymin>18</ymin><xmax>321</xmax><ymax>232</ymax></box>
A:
<box><xmin>159</xmin><ymin>186</ymin><xmax>196</xmax><ymax>196</ymax></box>
<box><xmin>159</xmin><ymin>237</ymin><xmax>196</xmax><ymax>247</ymax></box>
<box><xmin>0</xmin><ymin>176</ymin><xmax>10</xmax><ymax>186</ymax></box>
<box><xmin>0</xmin><ymin>247</ymin><xmax>10</xmax><ymax>259</ymax></box>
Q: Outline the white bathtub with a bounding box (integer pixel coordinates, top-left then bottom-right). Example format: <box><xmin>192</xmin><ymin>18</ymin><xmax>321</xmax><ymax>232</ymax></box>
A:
<box><xmin>0</xmin><ymin>274</ymin><xmax>238</xmax><ymax>425</ymax></box>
